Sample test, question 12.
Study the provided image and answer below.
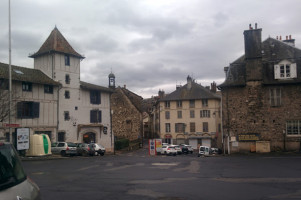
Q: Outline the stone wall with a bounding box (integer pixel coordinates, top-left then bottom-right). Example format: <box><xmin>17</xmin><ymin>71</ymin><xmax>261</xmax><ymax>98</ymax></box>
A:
<box><xmin>222</xmin><ymin>83</ymin><xmax>301</xmax><ymax>152</ymax></box>
<box><xmin>111</xmin><ymin>88</ymin><xmax>142</xmax><ymax>141</ymax></box>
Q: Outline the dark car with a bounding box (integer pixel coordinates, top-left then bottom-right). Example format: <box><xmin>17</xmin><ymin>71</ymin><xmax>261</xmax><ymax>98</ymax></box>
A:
<box><xmin>76</xmin><ymin>143</ymin><xmax>95</xmax><ymax>156</ymax></box>
<box><xmin>0</xmin><ymin>142</ymin><xmax>41</xmax><ymax>200</ymax></box>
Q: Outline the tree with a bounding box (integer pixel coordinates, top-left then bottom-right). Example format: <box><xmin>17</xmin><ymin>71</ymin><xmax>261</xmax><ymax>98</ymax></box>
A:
<box><xmin>0</xmin><ymin>89</ymin><xmax>17</xmax><ymax>123</ymax></box>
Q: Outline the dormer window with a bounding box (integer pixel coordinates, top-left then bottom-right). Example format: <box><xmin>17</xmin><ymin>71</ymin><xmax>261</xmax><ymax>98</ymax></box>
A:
<box><xmin>274</xmin><ymin>60</ymin><xmax>297</xmax><ymax>79</ymax></box>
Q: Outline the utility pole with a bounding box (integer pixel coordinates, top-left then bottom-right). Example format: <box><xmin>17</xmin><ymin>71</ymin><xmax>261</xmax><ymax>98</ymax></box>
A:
<box><xmin>8</xmin><ymin>0</ymin><xmax>12</xmax><ymax>142</ymax></box>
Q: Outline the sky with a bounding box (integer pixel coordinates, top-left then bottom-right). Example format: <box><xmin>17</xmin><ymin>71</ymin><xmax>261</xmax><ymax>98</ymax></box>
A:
<box><xmin>1</xmin><ymin>0</ymin><xmax>301</xmax><ymax>98</ymax></box>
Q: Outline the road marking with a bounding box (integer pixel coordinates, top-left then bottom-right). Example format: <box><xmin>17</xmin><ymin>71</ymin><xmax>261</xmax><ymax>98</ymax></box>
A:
<box><xmin>105</xmin><ymin>163</ymin><xmax>145</xmax><ymax>171</ymax></box>
<box><xmin>76</xmin><ymin>165</ymin><xmax>99</xmax><ymax>171</ymax></box>
<box><xmin>213</xmin><ymin>177</ymin><xmax>301</xmax><ymax>183</ymax></box>
<box><xmin>130</xmin><ymin>177</ymin><xmax>197</xmax><ymax>184</ymax></box>
<box><xmin>152</xmin><ymin>163</ymin><xmax>179</xmax><ymax>166</ymax></box>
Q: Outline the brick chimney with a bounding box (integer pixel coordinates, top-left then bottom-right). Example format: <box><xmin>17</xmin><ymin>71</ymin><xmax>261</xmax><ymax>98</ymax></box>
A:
<box><xmin>158</xmin><ymin>90</ymin><xmax>165</xmax><ymax>98</ymax></box>
<box><xmin>243</xmin><ymin>23</ymin><xmax>263</xmax><ymax>82</ymax></box>
<box><xmin>211</xmin><ymin>82</ymin><xmax>217</xmax><ymax>93</ymax></box>
<box><xmin>187</xmin><ymin>75</ymin><xmax>192</xmax><ymax>90</ymax></box>
<box><xmin>244</xmin><ymin>23</ymin><xmax>262</xmax><ymax>60</ymax></box>
<box><xmin>283</xmin><ymin>35</ymin><xmax>295</xmax><ymax>47</ymax></box>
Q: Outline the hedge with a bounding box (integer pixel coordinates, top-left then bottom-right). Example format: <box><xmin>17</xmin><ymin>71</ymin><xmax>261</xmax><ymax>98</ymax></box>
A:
<box><xmin>115</xmin><ymin>138</ymin><xmax>130</xmax><ymax>150</ymax></box>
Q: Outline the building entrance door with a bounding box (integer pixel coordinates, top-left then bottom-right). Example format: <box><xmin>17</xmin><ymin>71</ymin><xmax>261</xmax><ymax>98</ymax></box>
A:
<box><xmin>83</xmin><ymin>132</ymin><xmax>96</xmax><ymax>143</ymax></box>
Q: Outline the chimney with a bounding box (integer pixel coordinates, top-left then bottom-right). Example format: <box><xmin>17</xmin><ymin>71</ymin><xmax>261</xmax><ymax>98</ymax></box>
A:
<box><xmin>187</xmin><ymin>75</ymin><xmax>192</xmax><ymax>90</ymax></box>
<box><xmin>224</xmin><ymin>67</ymin><xmax>229</xmax><ymax>78</ymax></box>
<box><xmin>283</xmin><ymin>34</ymin><xmax>295</xmax><ymax>47</ymax></box>
<box><xmin>211</xmin><ymin>82</ymin><xmax>217</xmax><ymax>93</ymax></box>
<box><xmin>124</xmin><ymin>84</ymin><xmax>126</xmax><ymax>89</ymax></box>
<box><xmin>158</xmin><ymin>90</ymin><xmax>165</xmax><ymax>98</ymax></box>
<box><xmin>176</xmin><ymin>85</ymin><xmax>182</xmax><ymax>90</ymax></box>
<box><xmin>244</xmin><ymin>23</ymin><xmax>262</xmax><ymax>60</ymax></box>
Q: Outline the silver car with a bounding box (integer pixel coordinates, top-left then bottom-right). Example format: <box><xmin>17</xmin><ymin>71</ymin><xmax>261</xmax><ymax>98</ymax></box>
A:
<box><xmin>51</xmin><ymin>142</ymin><xmax>77</xmax><ymax>156</ymax></box>
<box><xmin>0</xmin><ymin>142</ymin><xmax>41</xmax><ymax>200</ymax></box>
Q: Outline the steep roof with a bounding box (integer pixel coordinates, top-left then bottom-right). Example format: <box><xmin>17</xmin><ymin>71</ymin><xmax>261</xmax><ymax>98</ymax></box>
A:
<box><xmin>29</xmin><ymin>27</ymin><xmax>84</xmax><ymax>59</ymax></box>
<box><xmin>117</xmin><ymin>87</ymin><xmax>144</xmax><ymax>113</ymax></box>
<box><xmin>219</xmin><ymin>37</ymin><xmax>301</xmax><ymax>88</ymax></box>
<box><xmin>160</xmin><ymin>81</ymin><xmax>220</xmax><ymax>101</ymax></box>
<box><xmin>80</xmin><ymin>81</ymin><xmax>113</xmax><ymax>93</ymax></box>
<box><xmin>0</xmin><ymin>62</ymin><xmax>59</xmax><ymax>85</ymax></box>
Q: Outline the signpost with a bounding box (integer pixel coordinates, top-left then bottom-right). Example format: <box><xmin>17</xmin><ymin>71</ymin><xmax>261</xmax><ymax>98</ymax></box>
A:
<box><xmin>16</xmin><ymin>128</ymin><xmax>30</xmax><ymax>150</ymax></box>
<box><xmin>149</xmin><ymin>139</ymin><xmax>156</xmax><ymax>156</ymax></box>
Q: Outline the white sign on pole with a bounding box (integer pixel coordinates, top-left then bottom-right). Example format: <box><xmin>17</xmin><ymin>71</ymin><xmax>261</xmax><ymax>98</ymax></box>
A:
<box><xmin>16</xmin><ymin>128</ymin><xmax>30</xmax><ymax>150</ymax></box>
<box><xmin>149</xmin><ymin>139</ymin><xmax>156</xmax><ymax>156</ymax></box>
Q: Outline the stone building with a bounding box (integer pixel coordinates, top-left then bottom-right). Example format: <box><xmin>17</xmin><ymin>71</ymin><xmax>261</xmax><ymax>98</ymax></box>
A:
<box><xmin>218</xmin><ymin>24</ymin><xmax>301</xmax><ymax>153</ymax></box>
<box><xmin>109</xmin><ymin>74</ymin><xmax>144</xmax><ymax>141</ymax></box>
<box><xmin>157</xmin><ymin>76</ymin><xmax>221</xmax><ymax>149</ymax></box>
<box><xmin>29</xmin><ymin>27</ymin><xmax>114</xmax><ymax>152</ymax></box>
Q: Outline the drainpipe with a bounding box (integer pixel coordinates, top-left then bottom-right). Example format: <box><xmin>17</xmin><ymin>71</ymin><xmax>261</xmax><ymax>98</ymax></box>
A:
<box><xmin>57</xmin><ymin>83</ymin><xmax>62</xmax><ymax>142</ymax></box>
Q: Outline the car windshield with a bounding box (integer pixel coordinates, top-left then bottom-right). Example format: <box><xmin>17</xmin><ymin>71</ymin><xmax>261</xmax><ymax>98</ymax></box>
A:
<box><xmin>0</xmin><ymin>143</ymin><xmax>27</xmax><ymax>191</ymax></box>
<box><xmin>200</xmin><ymin>147</ymin><xmax>205</xmax><ymax>151</ymax></box>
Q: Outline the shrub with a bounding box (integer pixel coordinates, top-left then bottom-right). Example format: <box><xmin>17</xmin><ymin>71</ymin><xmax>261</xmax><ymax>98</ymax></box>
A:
<box><xmin>115</xmin><ymin>138</ymin><xmax>129</xmax><ymax>150</ymax></box>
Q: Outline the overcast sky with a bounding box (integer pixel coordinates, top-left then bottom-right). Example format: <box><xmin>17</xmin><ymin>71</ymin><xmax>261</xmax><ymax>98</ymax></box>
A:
<box><xmin>1</xmin><ymin>0</ymin><xmax>301</xmax><ymax>98</ymax></box>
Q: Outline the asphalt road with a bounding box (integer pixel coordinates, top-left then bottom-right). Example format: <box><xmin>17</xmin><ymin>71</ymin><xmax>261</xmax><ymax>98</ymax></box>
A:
<box><xmin>22</xmin><ymin>148</ymin><xmax>301</xmax><ymax>200</ymax></box>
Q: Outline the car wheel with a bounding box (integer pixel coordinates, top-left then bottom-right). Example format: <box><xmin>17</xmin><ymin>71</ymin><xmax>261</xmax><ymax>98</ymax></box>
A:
<box><xmin>198</xmin><ymin>154</ymin><xmax>200</xmax><ymax>157</ymax></box>
<box><xmin>100</xmin><ymin>153</ymin><xmax>104</xmax><ymax>156</ymax></box>
<box><xmin>61</xmin><ymin>151</ymin><xmax>66</xmax><ymax>157</ymax></box>
<box><xmin>82</xmin><ymin>151</ymin><xmax>88</xmax><ymax>157</ymax></box>
<box><xmin>164</xmin><ymin>151</ymin><xmax>167</xmax><ymax>155</ymax></box>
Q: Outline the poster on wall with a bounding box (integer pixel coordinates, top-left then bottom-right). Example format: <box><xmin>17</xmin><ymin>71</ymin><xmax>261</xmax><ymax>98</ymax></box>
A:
<box><xmin>155</xmin><ymin>139</ymin><xmax>162</xmax><ymax>154</ymax></box>
<box><xmin>16</xmin><ymin>128</ymin><xmax>30</xmax><ymax>150</ymax></box>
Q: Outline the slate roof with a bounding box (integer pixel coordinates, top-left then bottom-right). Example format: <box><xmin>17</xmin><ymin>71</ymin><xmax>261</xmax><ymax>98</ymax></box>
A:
<box><xmin>29</xmin><ymin>27</ymin><xmax>84</xmax><ymax>59</ymax></box>
<box><xmin>160</xmin><ymin>81</ymin><xmax>220</xmax><ymax>101</ymax></box>
<box><xmin>219</xmin><ymin>37</ymin><xmax>301</xmax><ymax>88</ymax></box>
<box><xmin>117</xmin><ymin>87</ymin><xmax>144</xmax><ymax>113</ymax></box>
<box><xmin>80</xmin><ymin>81</ymin><xmax>114</xmax><ymax>93</ymax></box>
<box><xmin>0</xmin><ymin>62</ymin><xmax>59</xmax><ymax>85</ymax></box>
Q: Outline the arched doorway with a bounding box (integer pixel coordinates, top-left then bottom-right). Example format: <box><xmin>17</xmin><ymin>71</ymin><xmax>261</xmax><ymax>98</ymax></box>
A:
<box><xmin>83</xmin><ymin>132</ymin><xmax>96</xmax><ymax>143</ymax></box>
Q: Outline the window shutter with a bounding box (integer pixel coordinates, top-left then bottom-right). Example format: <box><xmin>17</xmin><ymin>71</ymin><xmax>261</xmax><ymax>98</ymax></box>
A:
<box><xmin>17</xmin><ymin>102</ymin><xmax>23</xmax><ymax>118</ymax></box>
<box><xmin>90</xmin><ymin>91</ymin><xmax>93</xmax><ymax>104</ymax></box>
<box><xmin>33</xmin><ymin>102</ymin><xmax>40</xmax><ymax>118</ymax></box>
<box><xmin>90</xmin><ymin>110</ymin><xmax>96</xmax><ymax>123</ymax></box>
<box><xmin>97</xmin><ymin>92</ymin><xmax>101</xmax><ymax>104</ymax></box>
<box><xmin>290</xmin><ymin>63</ymin><xmax>297</xmax><ymax>78</ymax></box>
<box><xmin>274</xmin><ymin>65</ymin><xmax>280</xmax><ymax>79</ymax></box>
<box><xmin>98</xmin><ymin>110</ymin><xmax>102</xmax><ymax>123</ymax></box>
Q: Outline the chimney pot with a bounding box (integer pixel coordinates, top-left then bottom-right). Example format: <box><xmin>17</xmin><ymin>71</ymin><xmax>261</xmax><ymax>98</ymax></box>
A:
<box><xmin>249</xmin><ymin>24</ymin><xmax>252</xmax><ymax>30</ymax></box>
<box><xmin>286</xmin><ymin>36</ymin><xmax>288</xmax><ymax>40</ymax></box>
<box><xmin>289</xmin><ymin>35</ymin><xmax>292</xmax><ymax>40</ymax></box>
<box><xmin>124</xmin><ymin>85</ymin><xmax>126</xmax><ymax>89</ymax></box>
<box><xmin>255</xmin><ymin>23</ymin><xmax>257</xmax><ymax>29</ymax></box>
<box><xmin>276</xmin><ymin>36</ymin><xmax>278</xmax><ymax>40</ymax></box>
<box><xmin>280</xmin><ymin>36</ymin><xmax>282</xmax><ymax>40</ymax></box>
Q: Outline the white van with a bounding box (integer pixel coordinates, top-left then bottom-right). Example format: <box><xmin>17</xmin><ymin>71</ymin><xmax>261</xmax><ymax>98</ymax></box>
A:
<box><xmin>198</xmin><ymin>146</ymin><xmax>210</xmax><ymax>157</ymax></box>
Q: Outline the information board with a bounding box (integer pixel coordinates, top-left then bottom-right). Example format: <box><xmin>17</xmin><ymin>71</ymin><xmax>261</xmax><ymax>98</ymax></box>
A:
<box><xmin>16</xmin><ymin>128</ymin><xmax>30</xmax><ymax>150</ymax></box>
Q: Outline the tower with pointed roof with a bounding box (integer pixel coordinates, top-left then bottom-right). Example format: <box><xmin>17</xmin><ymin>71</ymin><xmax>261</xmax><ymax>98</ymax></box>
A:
<box><xmin>30</xmin><ymin>27</ymin><xmax>114</xmax><ymax>151</ymax></box>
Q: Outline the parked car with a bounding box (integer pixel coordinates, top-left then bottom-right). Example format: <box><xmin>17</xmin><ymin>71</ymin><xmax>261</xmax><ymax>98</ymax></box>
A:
<box><xmin>210</xmin><ymin>148</ymin><xmax>221</xmax><ymax>155</ymax></box>
<box><xmin>51</xmin><ymin>142</ymin><xmax>77</xmax><ymax>156</ymax></box>
<box><xmin>161</xmin><ymin>145</ymin><xmax>177</xmax><ymax>156</ymax></box>
<box><xmin>169</xmin><ymin>145</ymin><xmax>182</xmax><ymax>154</ymax></box>
<box><xmin>198</xmin><ymin>146</ymin><xmax>210</xmax><ymax>157</ymax></box>
<box><xmin>179</xmin><ymin>144</ymin><xmax>194</xmax><ymax>154</ymax></box>
<box><xmin>76</xmin><ymin>143</ymin><xmax>95</xmax><ymax>156</ymax></box>
<box><xmin>90</xmin><ymin>143</ymin><xmax>106</xmax><ymax>156</ymax></box>
<box><xmin>0</xmin><ymin>142</ymin><xmax>41</xmax><ymax>200</ymax></box>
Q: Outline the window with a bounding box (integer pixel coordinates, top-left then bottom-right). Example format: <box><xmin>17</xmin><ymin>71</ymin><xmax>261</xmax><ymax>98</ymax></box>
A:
<box><xmin>190</xmin><ymin>122</ymin><xmax>195</xmax><ymax>132</ymax></box>
<box><xmin>65</xmin><ymin>90</ymin><xmax>70</xmax><ymax>99</ymax></box>
<box><xmin>90</xmin><ymin>90</ymin><xmax>101</xmax><ymax>104</ymax></box>
<box><xmin>274</xmin><ymin>62</ymin><xmax>297</xmax><ymax>79</ymax></box>
<box><xmin>44</xmin><ymin>85</ymin><xmax>53</xmax><ymax>94</ymax></box>
<box><xmin>165</xmin><ymin>101</ymin><xmax>170</xmax><ymax>108</ymax></box>
<box><xmin>22</xmin><ymin>82</ymin><xmax>32</xmax><ymax>92</ymax></box>
<box><xmin>202</xmin><ymin>99</ymin><xmax>208</xmax><ymax>107</ymax></box>
<box><xmin>165</xmin><ymin>123</ymin><xmax>171</xmax><ymax>133</ymax></box>
<box><xmin>177</xmin><ymin>101</ymin><xmax>182</xmax><ymax>108</ymax></box>
<box><xmin>286</xmin><ymin>121</ymin><xmax>301</xmax><ymax>135</ymax></box>
<box><xmin>203</xmin><ymin>122</ymin><xmax>209</xmax><ymax>132</ymax></box>
<box><xmin>190</xmin><ymin>110</ymin><xmax>195</xmax><ymax>118</ymax></box>
<box><xmin>17</xmin><ymin>101</ymin><xmax>39</xmax><ymax>118</ymax></box>
<box><xmin>90</xmin><ymin>110</ymin><xmax>102</xmax><ymax>123</ymax></box>
<box><xmin>65</xmin><ymin>54</ymin><xmax>70</xmax><ymax>66</ymax></box>
<box><xmin>165</xmin><ymin>111</ymin><xmax>170</xmax><ymax>119</ymax></box>
<box><xmin>189</xmin><ymin>100</ymin><xmax>195</xmax><ymax>108</ymax></box>
<box><xmin>65</xmin><ymin>74</ymin><xmax>70</xmax><ymax>84</ymax></box>
<box><xmin>200</xmin><ymin>110</ymin><xmax>210</xmax><ymax>118</ymax></box>
<box><xmin>0</xmin><ymin>79</ymin><xmax>8</xmax><ymax>90</ymax></box>
<box><xmin>64</xmin><ymin>111</ymin><xmax>70</xmax><ymax>121</ymax></box>
<box><xmin>175</xmin><ymin>123</ymin><xmax>185</xmax><ymax>133</ymax></box>
<box><xmin>270</xmin><ymin>88</ymin><xmax>281</xmax><ymax>107</ymax></box>
<box><xmin>177</xmin><ymin>111</ymin><xmax>182</xmax><ymax>119</ymax></box>
<box><xmin>58</xmin><ymin>132</ymin><xmax>65</xmax><ymax>142</ymax></box>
